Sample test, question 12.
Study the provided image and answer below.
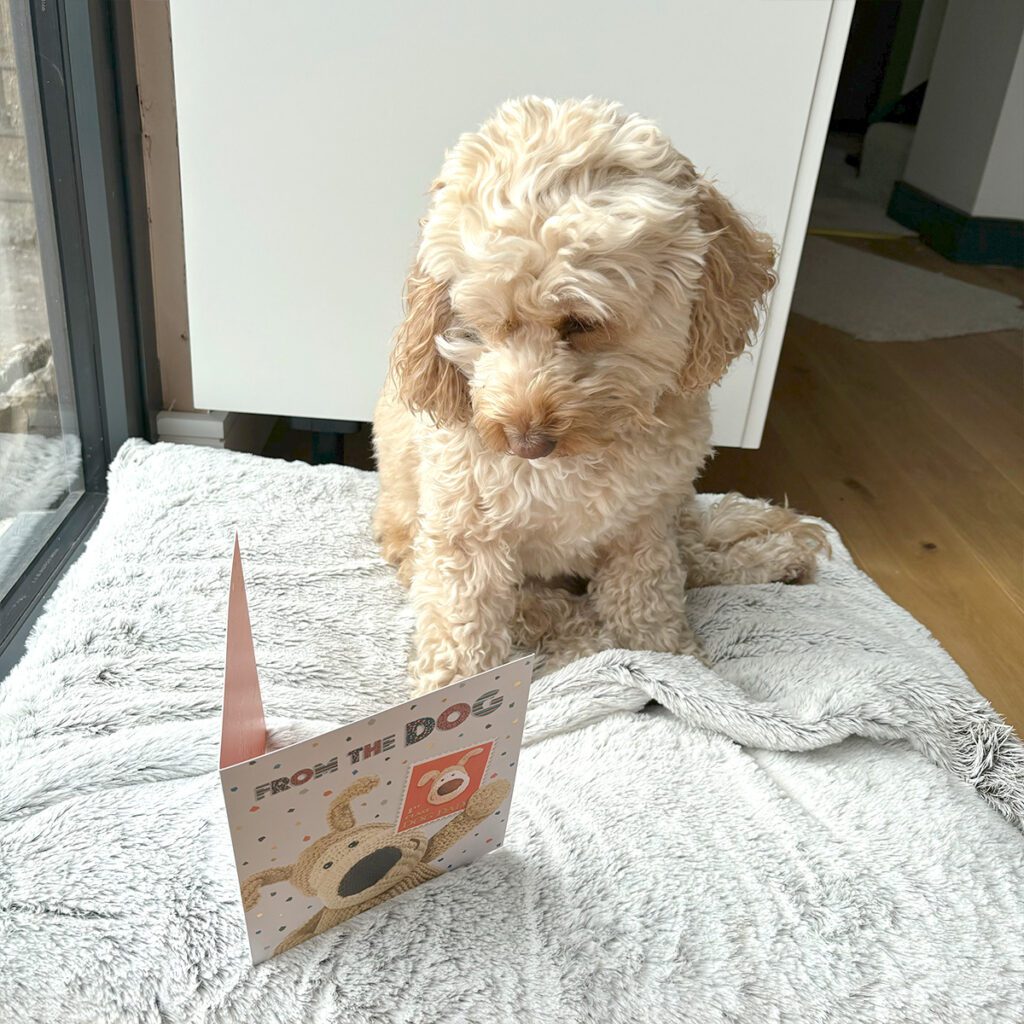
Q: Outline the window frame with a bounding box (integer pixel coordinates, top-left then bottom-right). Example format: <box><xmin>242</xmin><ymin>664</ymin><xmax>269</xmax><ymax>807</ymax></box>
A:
<box><xmin>0</xmin><ymin>0</ymin><xmax>158</xmax><ymax>674</ymax></box>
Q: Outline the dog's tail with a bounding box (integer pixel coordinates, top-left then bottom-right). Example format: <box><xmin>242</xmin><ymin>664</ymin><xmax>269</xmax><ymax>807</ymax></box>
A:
<box><xmin>678</xmin><ymin>493</ymin><xmax>831</xmax><ymax>587</ymax></box>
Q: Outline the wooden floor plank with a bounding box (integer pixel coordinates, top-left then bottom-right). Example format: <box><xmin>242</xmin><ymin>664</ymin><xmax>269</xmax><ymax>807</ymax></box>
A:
<box><xmin>876</xmin><ymin>332</ymin><xmax>1024</xmax><ymax>496</ymax></box>
<box><xmin>791</xmin><ymin>320</ymin><xmax>1023</xmax><ymax>610</ymax></box>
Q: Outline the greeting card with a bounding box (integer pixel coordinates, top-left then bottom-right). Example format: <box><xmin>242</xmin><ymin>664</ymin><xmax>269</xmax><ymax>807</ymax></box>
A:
<box><xmin>218</xmin><ymin>538</ymin><xmax>533</xmax><ymax>962</ymax></box>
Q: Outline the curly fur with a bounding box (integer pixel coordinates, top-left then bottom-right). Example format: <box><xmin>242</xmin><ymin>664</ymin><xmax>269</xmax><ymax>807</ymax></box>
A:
<box><xmin>373</xmin><ymin>97</ymin><xmax>827</xmax><ymax>693</ymax></box>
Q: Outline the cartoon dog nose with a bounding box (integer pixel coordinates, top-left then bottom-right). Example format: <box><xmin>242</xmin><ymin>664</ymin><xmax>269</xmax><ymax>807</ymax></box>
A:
<box><xmin>338</xmin><ymin>846</ymin><xmax>403</xmax><ymax>897</ymax></box>
<box><xmin>505</xmin><ymin>430</ymin><xmax>556</xmax><ymax>460</ymax></box>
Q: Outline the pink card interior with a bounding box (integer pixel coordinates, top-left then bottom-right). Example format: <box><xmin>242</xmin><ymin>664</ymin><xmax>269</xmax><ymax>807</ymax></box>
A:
<box><xmin>219</xmin><ymin>535</ymin><xmax>268</xmax><ymax>769</ymax></box>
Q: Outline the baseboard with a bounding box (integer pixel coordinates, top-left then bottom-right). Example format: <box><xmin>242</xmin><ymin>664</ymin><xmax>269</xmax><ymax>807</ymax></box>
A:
<box><xmin>156</xmin><ymin>410</ymin><xmax>276</xmax><ymax>454</ymax></box>
<box><xmin>888</xmin><ymin>181</ymin><xmax>1024</xmax><ymax>266</ymax></box>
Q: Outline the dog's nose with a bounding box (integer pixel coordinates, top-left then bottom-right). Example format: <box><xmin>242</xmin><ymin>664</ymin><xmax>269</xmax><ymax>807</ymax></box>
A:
<box><xmin>338</xmin><ymin>846</ymin><xmax>403</xmax><ymax>897</ymax></box>
<box><xmin>506</xmin><ymin>430</ymin><xmax>556</xmax><ymax>460</ymax></box>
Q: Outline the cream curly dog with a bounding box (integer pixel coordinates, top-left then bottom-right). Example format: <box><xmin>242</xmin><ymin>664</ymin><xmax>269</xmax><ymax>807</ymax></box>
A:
<box><xmin>374</xmin><ymin>97</ymin><xmax>827</xmax><ymax>694</ymax></box>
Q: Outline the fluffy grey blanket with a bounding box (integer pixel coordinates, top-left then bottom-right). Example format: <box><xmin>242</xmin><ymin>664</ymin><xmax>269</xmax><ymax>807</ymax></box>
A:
<box><xmin>1</xmin><ymin>441</ymin><xmax>1021</xmax><ymax>1024</ymax></box>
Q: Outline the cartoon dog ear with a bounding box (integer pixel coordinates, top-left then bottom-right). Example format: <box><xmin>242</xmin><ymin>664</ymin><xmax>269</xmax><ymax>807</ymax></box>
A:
<box><xmin>241</xmin><ymin>866</ymin><xmax>293</xmax><ymax>911</ymax></box>
<box><xmin>389</xmin><ymin>264</ymin><xmax>470</xmax><ymax>426</ymax></box>
<box><xmin>327</xmin><ymin>776</ymin><xmax>380</xmax><ymax>832</ymax></box>
<box><xmin>679</xmin><ymin>178</ymin><xmax>776</xmax><ymax>392</ymax></box>
<box><xmin>418</xmin><ymin>769</ymin><xmax>441</xmax><ymax>788</ymax></box>
<box><xmin>457</xmin><ymin>747</ymin><xmax>486</xmax><ymax>767</ymax></box>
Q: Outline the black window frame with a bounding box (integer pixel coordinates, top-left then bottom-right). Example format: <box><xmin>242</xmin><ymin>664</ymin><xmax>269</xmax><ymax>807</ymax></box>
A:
<box><xmin>0</xmin><ymin>0</ymin><xmax>158</xmax><ymax>675</ymax></box>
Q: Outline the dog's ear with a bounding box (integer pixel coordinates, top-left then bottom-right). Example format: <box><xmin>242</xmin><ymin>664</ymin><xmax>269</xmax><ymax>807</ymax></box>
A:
<box><xmin>679</xmin><ymin>179</ymin><xmax>776</xmax><ymax>391</ymax></box>
<box><xmin>327</xmin><ymin>776</ymin><xmax>379</xmax><ymax>832</ymax></box>
<box><xmin>417</xmin><ymin>770</ymin><xmax>440</xmax><ymax>788</ymax></box>
<box><xmin>389</xmin><ymin>265</ymin><xmax>470</xmax><ymax>425</ymax></box>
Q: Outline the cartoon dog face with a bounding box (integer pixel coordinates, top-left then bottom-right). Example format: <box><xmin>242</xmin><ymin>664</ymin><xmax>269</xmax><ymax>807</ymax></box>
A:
<box><xmin>417</xmin><ymin>746</ymin><xmax>485</xmax><ymax>805</ymax></box>
<box><xmin>242</xmin><ymin>773</ymin><xmax>513</xmax><ymax>956</ymax></box>
<box><xmin>290</xmin><ymin>820</ymin><xmax>430</xmax><ymax>910</ymax></box>
<box><xmin>420</xmin><ymin>765</ymin><xmax>471</xmax><ymax>805</ymax></box>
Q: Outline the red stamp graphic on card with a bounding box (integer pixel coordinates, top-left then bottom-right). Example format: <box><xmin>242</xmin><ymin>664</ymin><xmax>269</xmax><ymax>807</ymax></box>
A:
<box><xmin>397</xmin><ymin>742</ymin><xmax>494</xmax><ymax>832</ymax></box>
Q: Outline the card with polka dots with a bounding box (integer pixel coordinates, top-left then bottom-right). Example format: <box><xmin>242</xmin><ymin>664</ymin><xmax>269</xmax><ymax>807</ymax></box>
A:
<box><xmin>218</xmin><ymin>540</ymin><xmax>533</xmax><ymax>963</ymax></box>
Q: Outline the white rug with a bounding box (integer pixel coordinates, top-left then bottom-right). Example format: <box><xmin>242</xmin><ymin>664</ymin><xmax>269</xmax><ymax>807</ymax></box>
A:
<box><xmin>1</xmin><ymin>441</ymin><xmax>1022</xmax><ymax>1024</ymax></box>
<box><xmin>792</xmin><ymin>236</ymin><xmax>1024</xmax><ymax>341</ymax></box>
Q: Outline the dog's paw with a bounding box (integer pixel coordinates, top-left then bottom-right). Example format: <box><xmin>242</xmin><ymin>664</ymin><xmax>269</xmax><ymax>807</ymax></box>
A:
<box><xmin>407</xmin><ymin>643</ymin><xmax>461</xmax><ymax>695</ymax></box>
<box><xmin>626</xmin><ymin>620</ymin><xmax>709</xmax><ymax>665</ymax></box>
<box><xmin>408</xmin><ymin>667</ymin><xmax>456</xmax><ymax>697</ymax></box>
<box><xmin>670</xmin><ymin>625</ymin><xmax>712</xmax><ymax>666</ymax></box>
<box><xmin>409</xmin><ymin>637</ymin><xmax>516</xmax><ymax>696</ymax></box>
<box><xmin>240</xmin><ymin>877</ymin><xmax>263</xmax><ymax>912</ymax></box>
<box><xmin>465</xmin><ymin>778</ymin><xmax>511</xmax><ymax>820</ymax></box>
<box><xmin>772</xmin><ymin>518</ymin><xmax>831</xmax><ymax>584</ymax></box>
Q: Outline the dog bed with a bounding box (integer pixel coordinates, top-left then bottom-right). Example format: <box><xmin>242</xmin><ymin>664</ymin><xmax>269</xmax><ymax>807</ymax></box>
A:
<box><xmin>1</xmin><ymin>440</ymin><xmax>1021</xmax><ymax>1024</ymax></box>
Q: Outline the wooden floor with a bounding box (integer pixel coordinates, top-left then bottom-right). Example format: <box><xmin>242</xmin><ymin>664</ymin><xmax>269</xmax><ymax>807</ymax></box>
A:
<box><xmin>702</xmin><ymin>238</ymin><xmax>1024</xmax><ymax>736</ymax></box>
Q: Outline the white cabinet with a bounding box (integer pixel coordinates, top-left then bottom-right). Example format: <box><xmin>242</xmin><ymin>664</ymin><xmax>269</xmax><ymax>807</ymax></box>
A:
<box><xmin>169</xmin><ymin>0</ymin><xmax>852</xmax><ymax>447</ymax></box>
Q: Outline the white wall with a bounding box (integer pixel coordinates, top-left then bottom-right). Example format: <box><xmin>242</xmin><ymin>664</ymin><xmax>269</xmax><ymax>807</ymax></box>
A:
<box><xmin>975</xmin><ymin>36</ymin><xmax>1024</xmax><ymax>220</ymax></box>
<box><xmin>168</xmin><ymin>0</ymin><xmax>852</xmax><ymax>447</ymax></box>
<box><xmin>131</xmin><ymin>0</ymin><xmax>193</xmax><ymax>411</ymax></box>
<box><xmin>902</xmin><ymin>0</ymin><xmax>948</xmax><ymax>94</ymax></box>
<box><xmin>903</xmin><ymin>0</ymin><xmax>1024</xmax><ymax>217</ymax></box>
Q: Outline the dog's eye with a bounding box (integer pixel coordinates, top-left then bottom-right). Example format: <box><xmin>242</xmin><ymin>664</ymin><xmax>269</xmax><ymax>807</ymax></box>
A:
<box><xmin>322</xmin><ymin>861</ymin><xmax>333</xmax><ymax>870</ymax></box>
<box><xmin>347</xmin><ymin>840</ymin><xmax>359</xmax><ymax>849</ymax></box>
<box><xmin>559</xmin><ymin>315</ymin><xmax>601</xmax><ymax>341</ymax></box>
<box><xmin>446</xmin><ymin>324</ymin><xmax>483</xmax><ymax>345</ymax></box>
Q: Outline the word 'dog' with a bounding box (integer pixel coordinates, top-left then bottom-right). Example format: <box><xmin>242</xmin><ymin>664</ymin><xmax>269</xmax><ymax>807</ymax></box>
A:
<box><xmin>406</xmin><ymin>689</ymin><xmax>503</xmax><ymax>745</ymax></box>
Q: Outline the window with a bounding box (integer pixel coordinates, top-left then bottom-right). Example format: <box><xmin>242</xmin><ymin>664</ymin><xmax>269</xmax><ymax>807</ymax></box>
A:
<box><xmin>0</xmin><ymin>0</ymin><xmax>85</xmax><ymax>598</ymax></box>
<box><xmin>0</xmin><ymin>0</ymin><xmax>157</xmax><ymax>672</ymax></box>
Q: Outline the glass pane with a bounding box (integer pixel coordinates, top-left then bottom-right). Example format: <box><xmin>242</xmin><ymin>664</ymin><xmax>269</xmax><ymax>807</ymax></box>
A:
<box><xmin>0</xmin><ymin>2</ymin><xmax>84</xmax><ymax>594</ymax></box>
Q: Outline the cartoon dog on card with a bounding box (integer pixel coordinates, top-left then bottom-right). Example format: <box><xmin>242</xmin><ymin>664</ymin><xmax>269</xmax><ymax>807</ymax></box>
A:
<box><xmin>397</xmin><ymin>743</ymin><xmax>494</xmax><ymax>832</ymax></box>
<box><xmin>419</xmin><ymin>746</ymin><xmax>487</xmax><ymax>806</ymax></box>
<box><xmin>242</xmin><ymin>774</ymin><xmax>510</xmax><ymax>955</ymax></box>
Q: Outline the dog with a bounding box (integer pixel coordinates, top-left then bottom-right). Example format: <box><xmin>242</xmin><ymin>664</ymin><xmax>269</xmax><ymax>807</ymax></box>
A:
<box><xmin>373</xmin><ymin>97</ymin><xmax>827</xmax><ymax>694</ymax></box>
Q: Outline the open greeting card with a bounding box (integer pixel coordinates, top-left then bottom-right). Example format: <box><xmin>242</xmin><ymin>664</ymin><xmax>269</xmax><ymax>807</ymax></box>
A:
<box><xmin>219</xmin><ymin>539</ymin><xmax>533</xmax><ymax>963</ymax></box>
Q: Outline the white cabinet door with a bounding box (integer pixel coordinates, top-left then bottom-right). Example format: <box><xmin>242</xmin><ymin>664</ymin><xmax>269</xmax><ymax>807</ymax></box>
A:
<box><xmin>170</xmin><ymin>0</ymin><xmax>852</xmax><ymax>447</ymax></box>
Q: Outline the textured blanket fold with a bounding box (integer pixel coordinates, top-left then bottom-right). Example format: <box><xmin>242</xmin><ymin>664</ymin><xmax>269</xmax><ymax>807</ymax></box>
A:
<box><xmin>1</xmin><ymin>441</ymin><xmax>1021</xmax><ymax>1024</ymax></box>
<box><xmin>530</xmin><ymin>648</ymin><xmax>1024</xmax><ymax>830</ymax></box>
